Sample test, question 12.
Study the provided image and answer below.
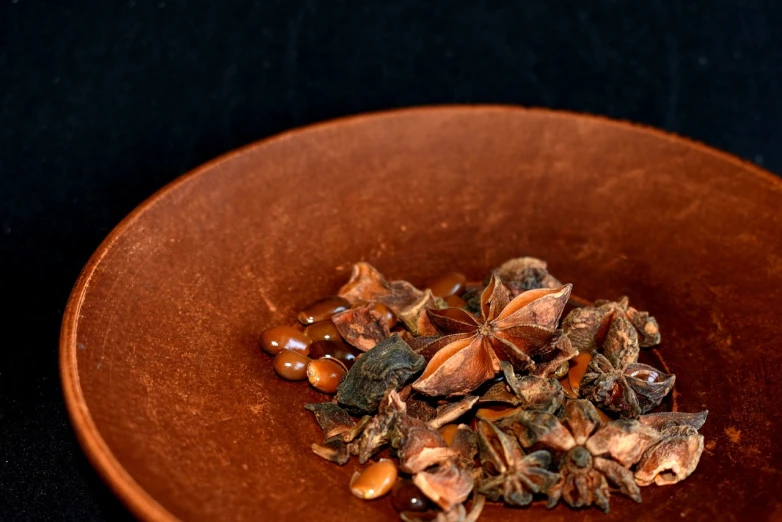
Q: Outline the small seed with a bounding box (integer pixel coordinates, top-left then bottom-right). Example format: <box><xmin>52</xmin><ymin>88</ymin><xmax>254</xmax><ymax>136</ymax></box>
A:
<box><xmin>307</xmin><ymin>358</ymin><xmax>346</xmax><ymax>394</ymax></box>
<box><xmin>308</xmin><ymin>340</ymin><xmax>362</xmax><ymax>368</ymax></box>
<box><xmin>298</xmin><ymin>296</ymin><xmax>351</xmax><ymax>325</ymax></box>
<box><xmin>442</xmin><ymin>295</ymin><xmax>467</xmax><ymax>308</ymax></box>
<box><xmin>371</xmin><ymin>302</ymin><xmax>397</xmax><ymax>329</ymax></box>
<box><xmin>437</xmin><ymin>424</ymin><xmax>460</xmax><ymax>446</ymax></box>
<box><xmin>304</xmin><ymin>321</ymin><xmax>343</xmax><ymax>342</ymax></box>
<box><xmin>391</xmin><ymin>479</ymin><xmax>430</xmax><ymax>512</ymax></box>
<box><xmin>272</xmin><ymin>349</ymin><xmax>311</xmax><ymax>381</ymax></box>
<box><xmin>350</xmin><ymin>459</ymin><xmax>398</xmax><ymax>499</ymax></box>
<box><xmin>260</xmin><ymin>326</ymin><xmax>311</xmax><ymax>356</ymax></box>
<box><xmin>568</xmin><ymin>350</ymin><xmax>594</xmax><ymax>393</ymax></box>
<box><xmin>426</xmin><ymin>272</ymin><xmax>467</xmax><ymax>297</ymax></box>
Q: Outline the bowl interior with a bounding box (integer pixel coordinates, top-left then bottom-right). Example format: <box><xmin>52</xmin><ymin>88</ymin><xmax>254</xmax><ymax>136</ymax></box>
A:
<box><xmin>61</xmin><ymin>107</ymin><xmax>782</xmax><ymax>521</ymax></box>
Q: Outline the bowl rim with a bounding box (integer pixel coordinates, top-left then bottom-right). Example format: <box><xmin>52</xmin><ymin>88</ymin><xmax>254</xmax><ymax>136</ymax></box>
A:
<box><xmin>59</xmin><ymin>104</ymin><xmax>782</xmax><ymax>521</ymax></box>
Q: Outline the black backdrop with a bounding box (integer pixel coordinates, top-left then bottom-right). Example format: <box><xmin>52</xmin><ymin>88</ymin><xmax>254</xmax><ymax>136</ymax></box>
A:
<box><xmin>1</xmin><ymin>1</ymin><xmax>781</xmax><ymax>519</ymax></box>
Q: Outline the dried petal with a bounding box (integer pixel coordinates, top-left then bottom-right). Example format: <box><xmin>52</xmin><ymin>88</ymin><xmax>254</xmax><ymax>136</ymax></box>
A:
<box><xmin>562</xmin><ymin>400</ymin><xmax>603</xmax><ymax>446</ymax></box>
<box><xmin>624</xmin><ymin>363</ymin><xmax>676</xmax><ymax>413</ymax></box>
<box><xmin>394</xmin><ymin>415</ymin><xmax>458</xmax><ymax>473</ymax></box>
<box><xmin>625</xmin><ymin>306</ymin><xmax>661</xmax><ymax>348</ymax></box>
<box><xmin>601</xmin><ymin>314</ymin><xmax>640</xmax><ymax>368</ymax></box>
<box><xmin>428</xmin><ymin>396</ymin><xmax>479</xmax><ymax>429</ymax></box>
<box><xmin>311</xmin><ymin>435</ymin><xmax>350</xmax><ymax>465</ymax></box>
<box><xmin>497</xmin><ymin>410</ymin><xmax>576</xmax><ymax>452</ymax></box>
<box><xmin>337</xmin><ymin>335</ymin><xmax>425</xmax><ymax>415</ymax></box>
<box><xmin>338</xmin><ymin>262</ymin><xmax>392</xmax><ymax>305</ymax></box>
<box><xmin>450</xmin><ymin>424</ymin><xmax>478</xmax><ymax>462</ymax></box>
<box><xmin>331</xmin><ymin>303</ymin><xmax>391</xmax><ymax>351</ymax></box>
<box><xmin>585</xmin><ymin>419</ymin><xmax>660</xmax><ymax>467</ymax></box>
<box><xmin>638</xmin><ymin>410</ymin><xmax>709</xmax><ymax>432</ymax></box>
<box><xmin>593</xmin><ymin>457</ymin><xmax>641</xmax><ymax>502</ymax></box>
<box><xmin>635</xmin><ymin>425</ymin><xmax>705</xmax><ymax>486</ymax></box>
<box><xmin>413</xmin><ymin>337</ymin><xmax>501</xmax><ymax>397</ymax></box>
<box><xmin>397</xmin><ymin>290</ymin><xmax>446</xmax><ymax>335</ymax></box>
<box><xmin>304</xmin><ymin>402</ymin><xmax>355</xmax><ymax>439</ymax></box>
<box><xmin>414</xmin><ymin>461</ymin><xmax>474</xmax><ymax>511</ymax></box>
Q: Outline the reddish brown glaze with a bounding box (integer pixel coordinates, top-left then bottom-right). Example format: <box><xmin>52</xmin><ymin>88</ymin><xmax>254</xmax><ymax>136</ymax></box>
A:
<box><xmin>60</xmin><ymin>106</ymin><xmax>782</xmax><ymax>521</ymax></box>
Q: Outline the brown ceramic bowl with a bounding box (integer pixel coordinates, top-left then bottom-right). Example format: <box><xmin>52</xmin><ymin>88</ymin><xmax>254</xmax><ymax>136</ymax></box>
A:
<box><xmin>61</xmin><ymin>106</ymin><xmax>782</xmax><ymax>521</ymax></box>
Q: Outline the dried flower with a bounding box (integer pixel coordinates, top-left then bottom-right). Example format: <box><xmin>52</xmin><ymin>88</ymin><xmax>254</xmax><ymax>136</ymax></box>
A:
<box><xmin>412</xmin><ymin>275</ymin><xmax>574</xmax><ymax>397</ymax></box>
<box><xmin>352</xmin><ymin>389</ymin><xmax>408</xmax><ymax>463</ymax></box>
<box><xmin>563</xmin><ymin>296</ymin><xmax>661</xmax><ymax>353</ymax></box>
<box><xmin>336</xmin><ymin>334</ymin><xmax>425</xmax><ymax>415</ymax></box>
<box><xmin>414</xmin><ymin>459</ymin><xmax>475</xmax><ymax>512</ymax></box>
<box><xmin>579</xmin><ymin>315</ymin><xmax>674</xmax><ymax>418</ymax></box>
<box><xmin>305</xmin><ymin>402</ymin><xmax>356</xmax><ymax>439</ymax></box>
<box><xmin>393</xmin><ymin>415</ymin><xmax>459</xmax><ymax>473</ymax></box>
<box><xmin>500</xmin><ymin>400</ymin><xmax>659</xmax><ymax>512</ymax></box>
<box><xmin>476</xmin><ymin>420</ymin><xmax>558</xmax><ymax>506</ymax></box>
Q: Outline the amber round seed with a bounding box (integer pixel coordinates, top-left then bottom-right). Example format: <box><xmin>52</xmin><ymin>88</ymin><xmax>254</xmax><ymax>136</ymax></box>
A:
<box><xmin>568</xmin><ymin>351</ymin><xmax>594</xmax><ymax>393</ymax></box>
<box><xmin>371</xmin><ymin>302</ymin><xmax>397</xmax><ymax>329</ymax></box>
<box><xmin>392</xmin><ymin>480</ymin><xmax>430</xmax><ymax>513</ymax></box>
<box><xmin>260</xmin><ymin>325</ymin><xmax>311</xmax><ymax>356</ymax></box>
<box><xmin>308</xmin><ymin>340</ymin><xmax>362</xmax><ymax>368</ymax></box>
<box><xmin>304</xmin><ymin>321</ymin><xmax>343</xmax><ymax>342</ymax></box>
<box><xmin>307</xmin><ymin>358</ymin><xmax>346</xmax><ymax>394</ymax></box>
<box><xmin>350</xmin><ymin>459</ymin><xmax>398</xmax><ymax>500</ymax></box>
<box><xmin>438</xmin><ymin>424</ymin><xmax>460</xmax><ymax>446</ymax></box>
<box><xmin>272</xmin><ymin>349</ymin><xmax>311</xmax><ymax>381</ymax></box>
<box><xmin>442</xmin><ymin>295</ymin><xmax>467</xmax><ymax>308</ymax></box>
<box><xmin>297</xmin><ymin>296</ymin><xmax>351</xmax><ymax>325</ymax></box>
<box><xmin>426</xmin><ymin>272</ymin><xmax>467</xmax><ymax>297</ymax></box>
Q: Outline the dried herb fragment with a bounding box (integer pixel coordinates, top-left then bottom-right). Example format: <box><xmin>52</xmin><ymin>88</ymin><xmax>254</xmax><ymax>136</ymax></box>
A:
<box><xmin>563</xmin><ymin>296</ymin><xmax>661</xmax><ymax>353</ymax></box>
<box><xmin>493</xmin><ymin>257</ymin><xmax>563</xmax><ymax>295</ymax></box>
<box><xmin>331</xmin><ymin>303</ymin><xmax>391</xmax><ymax>351</ymax></box>
<box><xmin>337</xmin><ymin>334</ymin><xmax>425</xmax><ymax>416</ymax></box>
<box><xmin>428</xmin><ymin>396</ymin><xmax>479</xmax><ymax>429</ymax></box>
<box><xmin>353</xmin><ymin>390</ymin><xmax>408</xmax><ymax>463</ymax></box>
<box><xmin>393</xmin><ymin>415</ymin><xmax>459</xmax><ymax>473</ymax></box>
<box><xmin>414</xmin><ymin>459</ymin><xmax>475</xmax><ymax>512</ymax></box>
<box><xmin>638</xmin><ymin>410</ymin><xmax>708</xmax><ymax>432</ymax></box>
<box><xmin>635</xmin><ymin>425</ymin><xmax>705</xmax><ymax>486</ymax></box>
<box><xmin>413</xmin><ymin>275</ymin><xmax>574</xmax><ymax>396</ymax></box>
<box><xmin>579</xmin><ymin>315</ymin><xmax>674</xmax><ymax>418</ymax></box>
<box><xmin>478</xmin><ymin>361</ymin><xmax>564</xmax><ymax>414</ymax></box>
<box><xmin>305</xmin><ymin>402</ymin><xmax>355</xmax><ymax>439</ymax></box>
<box><xmin>476</xmin><ymin>420</ymin><xmax>558</xmax><ymax>506</ymax></box>
<box><xmin>311</xmin><ymin>435</ymin><xmax>350</xmax><ymax>465</ymax></box>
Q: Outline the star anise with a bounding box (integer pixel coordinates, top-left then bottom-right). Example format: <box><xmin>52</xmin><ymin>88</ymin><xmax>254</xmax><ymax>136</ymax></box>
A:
<box><xmin>499</xmin><ymin>400</ymin><xmax>660</xmax><ymax>512</ymax></box>
<box><xmin>476</xmin><ymin>420</ymin><xmax>558</xmax><ymax>506</ymax></box>
<box><xmin>477</xmin><ymin>361</ymin><xmax>564</xmax><ymax>413</ymax></box>
<box><xmin>563</xmin><ymin>296</ymin><xmax>661</xmax><ymax>353</ymax></box>
<box><xmin>412</xmin><ymin>275</ymin><xmax>575</xmax><ymax>397</ymax></box>
<box><xmin>579</xmin><ymin>314</ymin><xmax>675</xmax><ymax>418</ymax></box>
<box><xmin>635</xmin><ymin>410</ymin><xmax>708</xmax><ymax>486</ymax></box>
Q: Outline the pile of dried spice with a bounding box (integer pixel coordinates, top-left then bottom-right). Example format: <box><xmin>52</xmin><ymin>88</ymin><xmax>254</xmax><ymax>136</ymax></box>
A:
<box><xmin>259</xmin><ymin>258</ymin><xmax>707</xmax><ymax>520</ymax></box>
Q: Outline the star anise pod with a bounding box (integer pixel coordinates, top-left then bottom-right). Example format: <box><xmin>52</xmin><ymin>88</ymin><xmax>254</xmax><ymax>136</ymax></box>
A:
<box><xmin>477</xmin><ymin>361</ymin><xmax>564</xmax><ymax>413</ymax></box>
<box><xmin>412</xmin><ymin>275</ymin><xmax>574</xmax><ymax>397</ymax></box>
<box><xmin>476</xmin><ymin>420</ymin><xmax>558</xmax><ymax>506</ymax></box>
<box><xmin>635</xmin><ymin>410</ymin><xmax>708</xmax><ymax>486</ymax></box>
<box><xmin>563</xmin><ymin>296</ymin><xmax>661</xmax><ymax>353</ymax></box>
<box><xmin>579</xmin><ymin>314</ymin><xmax>675</xmax><ymax>418</ymax></box>
<box><xmin>499</xmin><ymin>400</ymin><xmax>660</xmax><ymax>512</ymax></box>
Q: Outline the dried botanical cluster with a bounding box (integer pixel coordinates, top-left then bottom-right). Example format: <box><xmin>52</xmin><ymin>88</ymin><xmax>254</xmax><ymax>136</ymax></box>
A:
<box><xmin>260</xmin><ymin>257</ymin><xmax>708</xmax><ymax>519</ymax></box>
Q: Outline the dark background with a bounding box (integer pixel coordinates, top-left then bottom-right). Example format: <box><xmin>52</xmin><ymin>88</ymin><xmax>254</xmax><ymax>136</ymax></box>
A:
<box><xmin>1</xmin><ymin>1</ymin><xmax>781</xmax><ymax>520</ymax></box>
